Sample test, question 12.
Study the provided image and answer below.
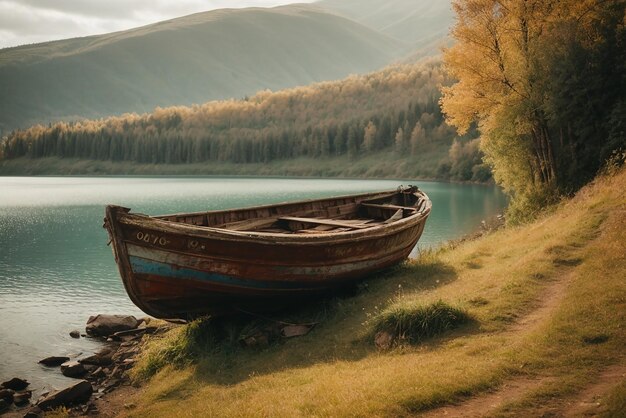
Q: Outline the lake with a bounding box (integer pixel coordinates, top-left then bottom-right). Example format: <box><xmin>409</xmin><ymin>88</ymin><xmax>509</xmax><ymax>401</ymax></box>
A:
<box><xmin>0</xmin><ymin>177</ymin><xmax>507</xmax><ymax>394</ymax></box>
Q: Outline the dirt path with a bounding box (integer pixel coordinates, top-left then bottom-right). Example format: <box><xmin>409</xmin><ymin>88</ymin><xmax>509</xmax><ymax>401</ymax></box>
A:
<box><xmin>421</xmin><ymin>254</ymin><xmax>625</xmax><ymax>418</ymax></box>
<box><xmin>421</xmin><ymin>272</ymin><xmax>574</xmax><ymax>417</ymax></box>
<box><xmin>561</xmin><ymin>362</ymin><xmax>626</xmax><ymax>417</ymax></box>
<box><xmin>421</xmin><ymin>377</ymin><xmax>553</xmax><ymax>417</ymax></box>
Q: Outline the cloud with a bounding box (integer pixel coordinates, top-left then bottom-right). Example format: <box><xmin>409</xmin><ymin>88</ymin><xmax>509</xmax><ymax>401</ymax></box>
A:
<box><xmin>0</xmin><ymin>0</ymin><xmax>315</xmax><ymax>49</ymax></box>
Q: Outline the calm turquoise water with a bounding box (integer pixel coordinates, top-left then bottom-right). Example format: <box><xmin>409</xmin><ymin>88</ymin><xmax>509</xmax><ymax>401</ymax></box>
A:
<box><xmin>0</xmin><ymin>177</ymin><xmax>506</xmax><ymax>393</ymax></box>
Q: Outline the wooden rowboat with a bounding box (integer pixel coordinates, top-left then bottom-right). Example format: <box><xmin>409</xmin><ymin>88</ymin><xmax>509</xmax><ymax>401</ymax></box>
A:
<box><xmin>104</xmin><ymin>186</ymin><xmax>431</xmax><ymax>319</ymax></box>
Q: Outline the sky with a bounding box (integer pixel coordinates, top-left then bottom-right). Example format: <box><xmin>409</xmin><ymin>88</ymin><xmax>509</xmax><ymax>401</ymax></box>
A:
<box><xmin>0</xmin><ymin>0</ymin><xmax>316</xmax><ymax>49</ymax></box>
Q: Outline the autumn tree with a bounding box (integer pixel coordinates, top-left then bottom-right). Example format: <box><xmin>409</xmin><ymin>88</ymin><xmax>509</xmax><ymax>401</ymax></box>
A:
<box><xmin>442</xmin><ymin>0</ymin><xmax>625</xmax><ymax>220</ymax></box>
<box><xmin>410</xmin><ymin>122</ymin><xmax>425</xmax><ymax>155</ymax></box>
<box><xmin>363</xmin><ymin>121</ymin><xmax>378</xmax><ymax>153</ymax></box>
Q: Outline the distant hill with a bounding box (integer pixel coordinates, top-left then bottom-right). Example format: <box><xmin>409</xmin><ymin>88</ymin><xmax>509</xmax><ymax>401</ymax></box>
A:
<box><xmin>317</xmin><ymin>0</ymin><xmax>453</xmax><ymax>49</ymax></box>
<box><xmin>0</xmin><ymin>4</ymin><xmax>406</xmax><ymax>135</ymax></box>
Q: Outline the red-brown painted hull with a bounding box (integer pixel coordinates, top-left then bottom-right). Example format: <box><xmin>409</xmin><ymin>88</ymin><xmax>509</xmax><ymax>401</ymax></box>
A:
<box><xmin>104</xmin><ymin>189</ymin><xmax>431</xmax><ymax>318</ymax></box>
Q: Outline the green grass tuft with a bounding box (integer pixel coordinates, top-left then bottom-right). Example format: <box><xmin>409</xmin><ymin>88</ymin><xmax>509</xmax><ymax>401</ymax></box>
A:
<box><xmin>133</xmin><ymin>317</ymin><xmax>217</xmax><ymax>380</ymax></box>
<box><xmin>371</xmin><ymin>300</ymin><xmax>472</xmax><ymax>344</ymax></box>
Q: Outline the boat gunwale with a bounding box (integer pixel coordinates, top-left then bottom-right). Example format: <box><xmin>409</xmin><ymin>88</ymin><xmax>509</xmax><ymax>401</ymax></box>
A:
<box><xmin>114</xmin><ymin>194</ymin><xmax>431</xmax><ymax>245</ymax></box>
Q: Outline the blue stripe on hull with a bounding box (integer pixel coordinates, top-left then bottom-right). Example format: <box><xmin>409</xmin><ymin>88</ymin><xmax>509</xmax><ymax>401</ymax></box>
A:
<box><xmin>129</xmin><ymin>256</ymin><xmax>313</xmax><ymax>290</ymax></box>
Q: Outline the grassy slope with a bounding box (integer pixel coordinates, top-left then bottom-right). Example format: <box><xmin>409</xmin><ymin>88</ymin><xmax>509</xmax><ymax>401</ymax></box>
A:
<box><xmin>123</xmin><ymin>169</ymin><xmax>625</xmax><ymax>417</ymax></box>
<box><xmin>0</xmin><ymin>5</ymin><xmax>405</xmax><ymax>134</ymax></box>
<box><xmin>0</xmin><ymin>146</ymin><xmax>450</xmax><ymax>178</ymax></box>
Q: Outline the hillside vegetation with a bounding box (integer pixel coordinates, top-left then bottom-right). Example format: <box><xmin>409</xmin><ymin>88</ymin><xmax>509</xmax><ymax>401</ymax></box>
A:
<box><xmin>0</xmin><ymin>61</ymin><xmax>489</xmax><ymax>183</ymax></box>
<box><xmin>119</xmin><ymin>165</ymin><xmax>625</xmax><ymax>417</ymax></box>
<box><xmin>0</xmin><ymin>4</ymin><xmax>406</xmax><ymax>134</ymax></box>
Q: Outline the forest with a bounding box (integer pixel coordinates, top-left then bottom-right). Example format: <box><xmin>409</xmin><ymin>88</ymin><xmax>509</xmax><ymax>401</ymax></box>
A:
<box><xmin>0</xmin><ymin>61</ymin><xmax>489</xmax><ymax>182</ymax></box>
<box><xmin>442</xmin><ymin>0</ymin><xmax>625</xmax><ymax>221</ymax></box>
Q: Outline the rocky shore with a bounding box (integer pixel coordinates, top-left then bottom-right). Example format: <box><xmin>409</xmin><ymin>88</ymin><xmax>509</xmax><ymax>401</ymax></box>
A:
<box><xmin>0</xmin><ymin>314</ymin><xmax>180</xmax><ymax>417</ymax></box>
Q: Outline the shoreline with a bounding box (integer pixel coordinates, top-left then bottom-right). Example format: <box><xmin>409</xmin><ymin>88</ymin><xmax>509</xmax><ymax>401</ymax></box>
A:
<box><xmin>0</xmin><ymin>156</ymin><xmax>495</xmax><ymax>187</ymax></box>
<box><xmin>0</xmin><ymin>316</ymin><xmax>181</xmax><ymax>417</ymax></box>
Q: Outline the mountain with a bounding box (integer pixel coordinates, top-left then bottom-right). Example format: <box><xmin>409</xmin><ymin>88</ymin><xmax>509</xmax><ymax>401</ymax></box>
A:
<box><xmin>316</xmin><ymin>0</ymin><xmax>454</xmax><ymax>48</ymax></box>
<box><xmin>0</xmin><ymin>4</ymin><xmax>406</xmax><ymax>135</ymax></box>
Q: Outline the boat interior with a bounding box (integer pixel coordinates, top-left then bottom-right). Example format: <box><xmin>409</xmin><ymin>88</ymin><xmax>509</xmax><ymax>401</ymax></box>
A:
<box><xmin>156</xmin><ymin>188</ymin><xmax>428</xmax><ymax>235</ymax></box>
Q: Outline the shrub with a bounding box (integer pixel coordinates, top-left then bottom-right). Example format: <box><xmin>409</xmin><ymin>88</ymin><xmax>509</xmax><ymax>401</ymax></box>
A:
<box><xmin>371</xmin><ymin>300</ymin><xmax>472</xmax><ymax>344</ymax></box>
<box><xmin>133</xmin><ymin>316</ymin><xmax>216</xmax><ymax>380</ymax></box>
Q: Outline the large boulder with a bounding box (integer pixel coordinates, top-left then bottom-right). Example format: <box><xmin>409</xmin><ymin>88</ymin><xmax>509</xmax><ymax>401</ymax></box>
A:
<box><xmin>0</xmin><ymin>388</ymin><xmax>14</xmax><ymax>403</ymax></box>
<box><xmin>79</xmin><ymin>348</ymin><xmax>114</xmax><ymax>366</ymax></box>
<box><xmin>38</xmin><ymin>356</ymin><xmax>70</xmax><ymax>367</ymax></box>
<box><xmin>1</xmin><ymin>377</ymin><xmax>29</xmax><ymax>391</ymax></box>
<box><xmin>60</xmin><ymin>361</ymin><xmax>87</xmax><ymax>378</ymax></box>
<box><xmin>86</xmin><ymin>315</ymin><xmax>139</xmax><ymax>337</ymax></box>
<box><xmin>37</xmin><ymin>380</ymin><xmax>93</xmax><ymax>411</ymax></box>
<box><xmin>13</xmin><ymin>390</ymin><xmax>32</xmax><ymax>406</ymax></box>
<box><xmin>0</xmin><ymin>398</ymin><xmax>10</xmax><ymax>413</ymax></box>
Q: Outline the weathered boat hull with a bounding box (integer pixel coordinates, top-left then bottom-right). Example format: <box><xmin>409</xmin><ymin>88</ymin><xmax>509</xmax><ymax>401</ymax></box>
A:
<box><xmin>105</xmin><ymin>189</ymin><xmax>431</xmax><ymax>318</ymax></box>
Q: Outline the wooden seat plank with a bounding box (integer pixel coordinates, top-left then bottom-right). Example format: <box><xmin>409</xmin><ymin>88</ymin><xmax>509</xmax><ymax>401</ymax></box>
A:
<box><xmin>278</xmin><ymin>216</ymin><xmax>372</xmax><ymax>230</ymax></box>
<box><xmin>221</xmin><ymin>217</ymin><xmax>279</xmax><ymax>231</ymax></box>
<box><xmin>360</xmin><ymin>203</ymin><xmax>416</xmax><ymax>212</ymax></box>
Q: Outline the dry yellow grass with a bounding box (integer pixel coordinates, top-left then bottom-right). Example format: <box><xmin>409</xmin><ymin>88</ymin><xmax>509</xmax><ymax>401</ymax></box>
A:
<box><xmin>124</xmin><ymin>168</ymin><xmax>625</xmax><ymax>417</ymax></box>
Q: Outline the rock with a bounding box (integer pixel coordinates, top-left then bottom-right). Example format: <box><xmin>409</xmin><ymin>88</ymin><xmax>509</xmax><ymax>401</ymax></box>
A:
<box><xmin>90</xmin><ymin>367</ymin><xmax>106</xmax><ymax>379</ymax></box>
<box><xmin>1</xmin><ymin>377</ymin><xmax>29</xmax><ymax>391</ymax></box>
<box><xmin>110</xmin><ymin>327</ymin><xmax>149</xmax><ymax>340</ymax></box>
<box><xmin>110</xmin><ymin>366</ymin><xmax>124</xmax><ymax>379</ymax></box>
<box><xmin>23</xmin><ymin>406</ymin><xmax>43</xmax><ymax>417</ymax></box>
<box><xmin>81</xmin><ymin>401</ymin><xmax>99</xmax><ymax>415</ymax></box>
<box><xmin>0</xmin><ymin>399</ymin><xmax>10</xmax><ymax>413</ymax></box>
<box><xmin>241</xmin><ymin>332</ymin><xmax>270</xmax><ymax>348</ymax></box>
<box><xmin>61</xmin><ymin>361</ymin><xmax>87</xmax><ymax>378</ymax></box>
<box><xmin>281</xmin><ymin>324</ymin><xmax>315</xmax><ymax>338</ymax></box>
<box><xmin>86</xmin><ymin>314</ymin><xmax>139</xmax><ymax>337</ymax></box>
<box><xmin>112</xmin><ymin>346</ymin><xmax>139</xmax><ymax>363</ymax></box>
<box><xmin>0</xmin><ymin>388</ymin><xmax>14</xmax><ymax>404</ymax></box>
<box><xmin>374</xmin><ymin>331</ymin><xmax>394</xmax><ymax>350</ymax></box>
<box><xmin>79</xmin><ymin>350</ymin><xmax>113</xmax><ymax>366</ymax></box>
<box><xmin>38</xmin><ymin>356</ymin><xmax>70</xmax><ymax>367</ymax></box>
<box><xmin>13</xmin><ymin>390</ymin><xmax>32</xmax><ymax>406</ymax></box>
<box><xmin>69</xmin><ymin>330</ymin><xmax>81</xmax><ymax>339</ymax></box>
<box><xmin>37</xmin><ymin>380</ymin><xmax>93</xmax><ymax>411</ymax></box>
<box><xmin>102</xmin><ymin>379</ymin><xmax>120</xmax><ymax>393</ymax></box>
<box><xmin>83</xmin><ymin>364</ymin><xmax>98</xmax><ymax>373</ymax></box>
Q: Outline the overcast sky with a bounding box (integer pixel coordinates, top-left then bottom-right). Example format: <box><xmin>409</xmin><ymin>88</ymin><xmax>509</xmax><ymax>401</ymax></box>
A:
<box><xmin>0</xmin><ymin>0</ymin><xmax>316</xmax><ymax>49</ymax></box>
